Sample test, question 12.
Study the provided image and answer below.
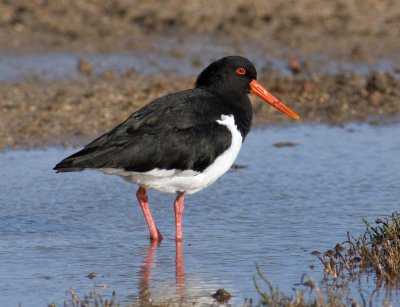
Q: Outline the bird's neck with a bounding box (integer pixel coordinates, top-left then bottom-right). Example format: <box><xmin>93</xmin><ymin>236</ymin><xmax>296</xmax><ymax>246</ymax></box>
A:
<box><xmin>219</xmin><ymin>93</ymin><xmax>253</xmax><ymax>140</ymax></box>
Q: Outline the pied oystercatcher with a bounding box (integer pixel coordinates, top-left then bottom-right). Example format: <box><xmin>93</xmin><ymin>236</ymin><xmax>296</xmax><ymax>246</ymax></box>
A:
<box><xmin>54</xmin><ymin>56</ymin><xmax>299</xmax><ymax>241</ymax></box>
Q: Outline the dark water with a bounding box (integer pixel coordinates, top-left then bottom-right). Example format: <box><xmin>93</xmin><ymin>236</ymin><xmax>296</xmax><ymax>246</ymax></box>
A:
<box><xmin>1</xmin><ymin>124</ymin><xmax>400</xmax><ymax>306</ymax></box>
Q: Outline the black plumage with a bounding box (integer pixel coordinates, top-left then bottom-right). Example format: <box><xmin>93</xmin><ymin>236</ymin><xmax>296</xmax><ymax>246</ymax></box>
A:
<box><xmin>54</xmin><ymin>56</ymin><xmax>255</xmax><ymax>173</ymax></box>
<box><xmin>54</xmin><ymin>55</ymin><xmax>300</xmax><ymax>241</ymax></box>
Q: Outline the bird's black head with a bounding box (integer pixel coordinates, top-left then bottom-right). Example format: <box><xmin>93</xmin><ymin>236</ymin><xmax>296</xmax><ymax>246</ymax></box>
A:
<box><xmin>196</xmin><ymin>56</ymin><xmax>300</xmax><ymax>120</ymax></box>
<box><xmin>195</xmin><ymin>56</ymin><xmax>257</xmax><ymax>96</ymax></box>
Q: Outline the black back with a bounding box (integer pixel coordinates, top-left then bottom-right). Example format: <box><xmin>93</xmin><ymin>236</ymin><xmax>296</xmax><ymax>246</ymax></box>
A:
<box><xmin>54</xmin><ymin>56</ymin><xmax>256</xmax><ymax>173</ymax></box>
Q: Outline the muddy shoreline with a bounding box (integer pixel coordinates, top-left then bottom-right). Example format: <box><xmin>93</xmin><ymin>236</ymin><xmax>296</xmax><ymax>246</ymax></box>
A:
<box><xmin>0</xmin><ymin>0</ymin><xmax>399</xmax><ymax>149</ymax></box>
<box><xmin>1</xmin><ymin>0</ymin><xmax>399</xmax><ymax>61</ymax></box>
<box><xmin>1</xmin><ymin>66</ymin><xmax>399</xmax><ymax>150</ymax></box>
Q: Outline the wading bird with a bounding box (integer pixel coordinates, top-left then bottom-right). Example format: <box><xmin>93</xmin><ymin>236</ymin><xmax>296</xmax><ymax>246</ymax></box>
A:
<box><xmin>54</xmin><ymin>56</ymin><xmax>299</xmax><ymax>241</ymax></box>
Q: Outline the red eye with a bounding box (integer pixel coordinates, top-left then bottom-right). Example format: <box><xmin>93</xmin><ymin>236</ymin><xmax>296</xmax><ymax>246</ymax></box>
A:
<box><xmin>236</xmin><ymin>67</ymin><xmax>246</xmax><ymax>75</ymax></box>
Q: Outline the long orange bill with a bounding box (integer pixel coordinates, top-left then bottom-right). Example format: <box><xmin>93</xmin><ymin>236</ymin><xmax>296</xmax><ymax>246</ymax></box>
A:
<box><xmin>250</xmin><ymin>79</ymin><xmax>300</xmax><ymax>120</ymax></box>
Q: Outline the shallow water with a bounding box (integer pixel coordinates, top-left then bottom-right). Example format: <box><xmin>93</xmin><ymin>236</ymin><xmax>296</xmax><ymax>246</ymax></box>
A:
<box><xmin>1</xmin><ymin>36</ymin><xmax>399</xmax><ymax>81</ymax></box>
<box><xmin>1</xmin><ymin>123</ymin><xmax>400</xmax><ymax>306</ymax></box>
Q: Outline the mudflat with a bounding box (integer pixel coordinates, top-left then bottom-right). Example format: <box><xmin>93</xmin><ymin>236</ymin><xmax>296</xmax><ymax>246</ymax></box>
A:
<box><xmin>0</xmin><ymin>0</ymin><xmax>399</xmax><ymax>149</ymax></box>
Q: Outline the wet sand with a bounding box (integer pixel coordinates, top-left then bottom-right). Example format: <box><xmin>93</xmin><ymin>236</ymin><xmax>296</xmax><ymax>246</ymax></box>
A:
<box><xmin>1</xmin><ymin>67</ymin><xmax>399</xmax><ymax>150</ymax></box>
<box><xmin>0</xmin><ymin>0</ymin><xmax>399</xmax><ymax>149</ymax></box>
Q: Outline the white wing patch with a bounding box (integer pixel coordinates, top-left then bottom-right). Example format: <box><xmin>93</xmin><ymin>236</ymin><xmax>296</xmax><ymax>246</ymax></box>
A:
<box><xmin>101</xmin><ymin>114</ymin><xmax>243</xmax><ymax>194</ymax></box>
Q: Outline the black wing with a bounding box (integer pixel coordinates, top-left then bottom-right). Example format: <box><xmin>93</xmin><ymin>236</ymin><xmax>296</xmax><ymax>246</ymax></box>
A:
<box><xmin>54</xmin><ymin>88</ymin><xmax>232</xmax><ymax>173</ymax></box>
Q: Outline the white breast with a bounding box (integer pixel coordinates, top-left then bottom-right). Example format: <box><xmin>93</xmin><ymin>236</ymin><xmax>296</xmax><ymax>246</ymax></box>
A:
<box><xmin>101</xmin><ymin>114</ymin><xmax>243</xmax><ymax>194</ymax></box>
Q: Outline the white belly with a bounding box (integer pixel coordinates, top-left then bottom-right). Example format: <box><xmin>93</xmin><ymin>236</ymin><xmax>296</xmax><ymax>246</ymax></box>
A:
<box><xmin>101</xmin><ymin>114</ymin><xmax>243</xmax><ymax>194</ymax></box>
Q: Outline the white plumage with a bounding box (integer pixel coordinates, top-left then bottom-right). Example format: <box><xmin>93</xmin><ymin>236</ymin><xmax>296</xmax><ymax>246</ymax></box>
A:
<box><xmin>101</xmin><ymin>114</ymin><xmax>243</xmax><ymax>194</ymax></box>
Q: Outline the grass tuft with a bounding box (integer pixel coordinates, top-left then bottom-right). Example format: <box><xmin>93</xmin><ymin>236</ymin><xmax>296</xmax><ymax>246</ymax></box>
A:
<box><xmin>250</xmin><ymin>264</ymin><xmax>361</xmax><ymax>307</ymax></box>
<box><xmin>62</xmin><ymin>285</ymin><xmax>119</xmax><ymax>307</ymax></box>
<box><xmin>316</xmin><ymin>212</ymin><xmax>400</xmax><ymax>288</ymax></box>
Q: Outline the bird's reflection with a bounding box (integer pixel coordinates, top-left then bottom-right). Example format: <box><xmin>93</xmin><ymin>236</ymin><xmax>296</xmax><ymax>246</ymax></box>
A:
<box><xmin>138</xmin><ymin>240</ymin><xmax>158</xmax><ymax>302</ymax></box>
<box><xmin>138</xmin><ymin>240</ymin><xmax>186</xmax><ymax>305</ymax></box>
<box><xmin>175</xmin><ymin>240</ymin><xmax>186</xmax><ymax>299</ymax></box>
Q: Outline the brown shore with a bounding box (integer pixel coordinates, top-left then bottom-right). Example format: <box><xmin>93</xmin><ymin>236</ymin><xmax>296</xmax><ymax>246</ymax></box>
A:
<box><xmin>1</xmin><ymin>0</ymin><xmax>399</xmax><ymax>60</ymax></box>
<box><xmin>1</xmin><ymin>68</ymin><xmax>399</xmax><ymax>150</ymax></box>
<box><xmin>0</xmin><ymin>0</ymin><xmax>399</xmax><ymax>149</ymax></box>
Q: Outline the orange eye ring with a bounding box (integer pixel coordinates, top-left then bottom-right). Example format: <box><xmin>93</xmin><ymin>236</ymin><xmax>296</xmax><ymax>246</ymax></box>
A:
<box><xmin>236</xmin><ymin>67</ymin><xmax>246</xmax><ymax>75</ymax></box>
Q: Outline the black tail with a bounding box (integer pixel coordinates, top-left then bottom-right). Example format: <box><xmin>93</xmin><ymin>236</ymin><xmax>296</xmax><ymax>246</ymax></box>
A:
<box><xmin>53</xmin><ymin>143</ymin><xmax>118</xmax><ymax>172</ymax></box>
<box><xmin>53</xmin><ymin>161</ymin><xmax>84</xmax><ymax>172</ymax></box>
<box><xmin>53</xmin><ymin>147</ymin><xmax>96</xmax><ymax>172</ymax></box>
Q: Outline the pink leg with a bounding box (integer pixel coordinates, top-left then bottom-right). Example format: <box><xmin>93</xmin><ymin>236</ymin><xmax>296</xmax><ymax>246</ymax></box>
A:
<box><xmin>136</xmin><ymin>187</ymin><xmax>163</xmax><ymax>241</ymax></box>
<box><xmin>174</xmin><ymin>193</ymin><xmax>185</xmax><ymax>241</ymax></box>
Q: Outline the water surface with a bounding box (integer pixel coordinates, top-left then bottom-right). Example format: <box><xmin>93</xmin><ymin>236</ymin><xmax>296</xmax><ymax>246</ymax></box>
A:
<box><xmin>1</xmin><ymin>124</ymin><xmax>399</xmax><ymax>306</ymax></box>
<box><xmin>1</xmin><ymin>36</ymin><xmax>399</xmax><ymax>82</ymax></box>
